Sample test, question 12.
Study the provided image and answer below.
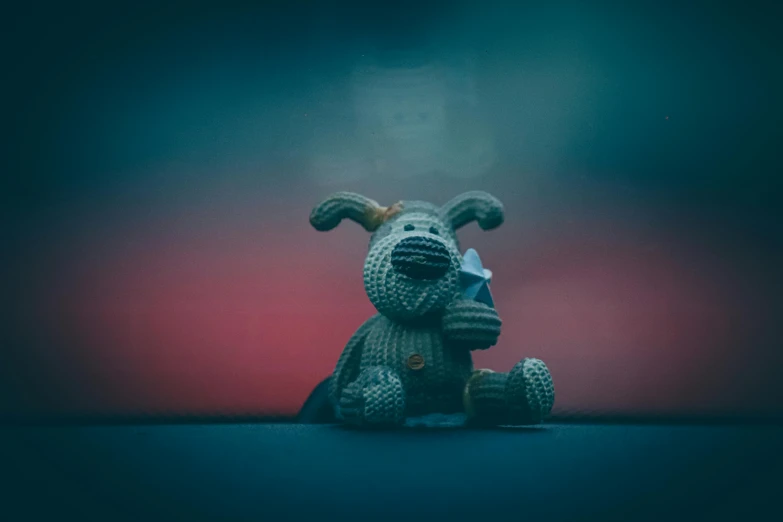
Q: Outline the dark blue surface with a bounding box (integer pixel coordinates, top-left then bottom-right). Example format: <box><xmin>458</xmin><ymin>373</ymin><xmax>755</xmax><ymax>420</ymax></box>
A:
<box><xmin>1</xmin><ymin>423</ymin><xmax>781</xmax><ymax>521</ymax></box>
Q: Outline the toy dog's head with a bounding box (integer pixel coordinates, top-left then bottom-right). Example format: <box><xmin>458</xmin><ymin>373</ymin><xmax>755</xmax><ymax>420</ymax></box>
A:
<box><xmin>310</xmin><ymin>191</ymin><xmax>504</xmax><ymax>321</ymax></box>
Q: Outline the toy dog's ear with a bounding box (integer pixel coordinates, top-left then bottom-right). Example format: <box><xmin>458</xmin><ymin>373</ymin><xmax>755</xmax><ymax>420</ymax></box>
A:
<box><xmin>440</xmin><ymin>191</ymin><xmax>504</xmax><ymax>231</ymax></box>
<box><xmin>310</xmin><ymin>192</ymin><xmax>403</xmax><ymax>232</ymax></box>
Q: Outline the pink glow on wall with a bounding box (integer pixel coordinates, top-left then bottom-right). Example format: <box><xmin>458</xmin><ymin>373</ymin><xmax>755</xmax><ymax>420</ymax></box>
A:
<box><xmin>11</xmin><ymin>196</ymin><xmax>778</xmax><ymax>419</ymax></box>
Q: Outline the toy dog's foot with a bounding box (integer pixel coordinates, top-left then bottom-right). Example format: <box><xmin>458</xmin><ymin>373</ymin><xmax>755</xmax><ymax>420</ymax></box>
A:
<box><xmin>339</xmin><ymin>366</ymin><xmax>406</xmax><ymax>428</ymax></box>
<box><xmin>506</xmin><ymin>358</ymin><xmax>555</xmax><ymax>424</ymax></box>
<box><xmin>464</xmin><ymin>358</ymin><xmax>555</xmax><ymax>426</ymax></box>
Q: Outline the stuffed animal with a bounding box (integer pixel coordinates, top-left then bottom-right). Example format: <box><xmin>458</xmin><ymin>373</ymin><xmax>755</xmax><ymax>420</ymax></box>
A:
<box><xmin>310</xmin><ymin>191</ymin><xmax>555</xmax><ymax>427</ymax></box>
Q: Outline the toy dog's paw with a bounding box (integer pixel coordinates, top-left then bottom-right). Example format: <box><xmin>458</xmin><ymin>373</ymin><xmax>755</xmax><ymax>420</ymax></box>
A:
<box><xmin>505</xmin><ymin>358</ymin><xmax>555</xmax><ymax>425</ymax></box>
<box><xmin>339</xmin><ymin>367</ymin><xmax>405</xmax><ymax>427</ymax></box>
<box><xmin>441</xmin><ymin>298</ymin><xmax>501</xmax><ymax>350</ymax></box>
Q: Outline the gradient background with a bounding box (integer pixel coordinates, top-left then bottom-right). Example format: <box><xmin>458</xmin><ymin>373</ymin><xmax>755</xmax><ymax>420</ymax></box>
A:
<box><xmin>3</xmin><ymin>1</ymin><xmax>782</xmax><ymax>420</ymax></box>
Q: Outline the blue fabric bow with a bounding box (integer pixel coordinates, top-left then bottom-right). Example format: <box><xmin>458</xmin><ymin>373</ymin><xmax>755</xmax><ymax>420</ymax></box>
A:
<box><xmin>458</xmin><ymin>248</ymin><xmax>494</xmax><ymax>308</ymax></box>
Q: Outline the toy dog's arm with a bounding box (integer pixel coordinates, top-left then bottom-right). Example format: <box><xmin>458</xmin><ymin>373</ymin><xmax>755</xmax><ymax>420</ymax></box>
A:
<box><xmin>441</xmin><ymin>296</ymin><xmax>502</xmax><ymax>351</ymax></box>
<box><xmin>328</xmin><ymin>314</ymin><xmax>381</xmax><ymax>408</ymax></box>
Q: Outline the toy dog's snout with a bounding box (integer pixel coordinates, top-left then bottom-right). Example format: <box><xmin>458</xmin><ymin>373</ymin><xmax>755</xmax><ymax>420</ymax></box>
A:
<box><xmin>390</xmin><ymin>236</ymin><xmax>451</xmax><ymax>280</ymax></box>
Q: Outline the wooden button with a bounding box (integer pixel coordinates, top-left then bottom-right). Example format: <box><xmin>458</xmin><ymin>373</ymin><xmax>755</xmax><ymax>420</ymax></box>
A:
<box><xmin>407</xmin><ymin>354</ymin><xmax>425</xmax><ymax>370</ymax></box>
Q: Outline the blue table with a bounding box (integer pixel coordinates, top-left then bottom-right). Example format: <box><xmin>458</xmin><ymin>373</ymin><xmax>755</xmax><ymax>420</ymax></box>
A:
<box><xmin>1</xmin><ymin>422</ymin><xmax>780</xmax><ymax>521</ymax></box>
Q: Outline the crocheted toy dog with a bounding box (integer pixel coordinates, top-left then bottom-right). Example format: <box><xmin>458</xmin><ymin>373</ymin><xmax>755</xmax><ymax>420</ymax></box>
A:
<box><xmin>310</xmin><ymin>191</ymin><xmax>555</xmax><ymax>427</ymax></box>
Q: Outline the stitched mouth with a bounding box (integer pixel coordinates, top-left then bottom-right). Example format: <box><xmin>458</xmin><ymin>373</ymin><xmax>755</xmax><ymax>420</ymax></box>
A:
<box><xmin>390</xmin><ymin>236</ymin><xmax>450</xmax><ymax>280</ymax></box>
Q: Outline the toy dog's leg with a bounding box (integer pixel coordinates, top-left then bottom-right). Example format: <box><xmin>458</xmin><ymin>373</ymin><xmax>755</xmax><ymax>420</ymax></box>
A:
<box><xmin>463</xmin><ymin>358</ymin><xmax>554</xmax><ymax>426</ymax></box>
<box><xmin>339</xmin><ymin>366</ymin><xmax>405</xmax><ymax>427</ymax></box>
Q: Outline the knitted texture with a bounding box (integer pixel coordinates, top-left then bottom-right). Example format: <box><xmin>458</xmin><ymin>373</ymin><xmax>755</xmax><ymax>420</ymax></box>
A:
<box><xmin>463</xmin><ymin>359</ymin><xmax>556</xmax><ymax>426</ymax></box>
<box><xmin>390</xmin><ymin>236</ymin><xmax>451</xmax><ymax>280</ymax></box>
<box><xmin>340</xmin><ymin>366</ymin><xmax>406</xmax><ymax>427</ymax></box>
<box><xmin>442</xmin><ymin>298</ymin><xmax>502</xmax><ymax>350</ymax></box>
<box><xmin>311</xmin><ymin>191</ymin><xmax>555</xmax><ymax>427</ymax></box>
<box><xmin>310</xmin><ymin>192</ymin><xmax>403</xmax><ymax>232</ymax></box>
<box><xmin>439</xmin><ymin>191</ymin><xmax>505</xmax><ymax>231</ymax></box>
<box><xmin>506</xmin><ymin>358</ymin><xmax>556</xmax><ymax>424</ymax></box>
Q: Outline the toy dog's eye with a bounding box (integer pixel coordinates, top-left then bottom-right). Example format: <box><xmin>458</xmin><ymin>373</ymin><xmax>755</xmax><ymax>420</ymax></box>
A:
<box><xmin>429</xmin><ymin>227</ymin><xmax>439</xmax><ymax>235</ymax></box>
<box><xmin>404</xmin><ymin>224</ymin><xmax>415</xmax><ymax>231</ymax></box>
